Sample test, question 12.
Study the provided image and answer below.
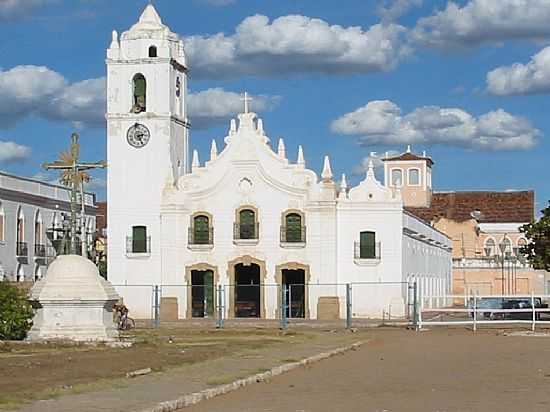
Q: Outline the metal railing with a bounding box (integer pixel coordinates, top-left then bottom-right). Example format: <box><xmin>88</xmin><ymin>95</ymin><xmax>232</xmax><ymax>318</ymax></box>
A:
<box><xmin>280</xmin><ymin>226</ymin><xmax>307</xmax><ymax>243</ymax></box>
<box><xmin>34</xmin><ymin>243</ymin><xmax>46</xmax><ymax>257</ymax></box>
<box><xmin>354</xmin><ymin>241</ymin><xmax>381</xmax><ymax>260</ymax></box>
<box><xmin>418</xmin><ymin>292</ymin><xmax>550</xmax><ymax>331</ymax></box>
<box><xmin>188</xmin><ymin>227</ymin><xmax>214</xmax><ymax>245</ymax></box>
<box><xmin>112</xmin><ymin>281</ymin><xmax>415</xmax><ymax>330</ymax></box>
<box><xmin>126</xmin><ymin>236</ymin><xmax>151</xmax><ymax>254</ymax></box>
<box><xmin>16</xmin><ymin>241</ymin><xmax>28</xmax><ymax>257</ymax></box>
<box><xmin>233</xmin><ymin>223</ymin><xmax>259</xmax><ymax>240</ymax></box>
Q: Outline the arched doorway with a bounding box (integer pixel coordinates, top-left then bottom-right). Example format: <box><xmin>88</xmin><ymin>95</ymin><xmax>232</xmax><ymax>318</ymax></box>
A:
<box><xmin>228</xmin><ymin>256</ymin><xmax>266</xmax><ymax>319</ymax></box>
<box><xmin>191</xmin><ymin>270</ymin><xmax>215</xmax><ymax>318</ymax></box>
<box><xmin>185</xmin><ymin>263</ymin><xmax>219</xmax><ymax>319</ymax></box>
<box><xmin>276</xmin><ymin>263</ymin><xmax>311</xmax><ymax>319</ymax></box>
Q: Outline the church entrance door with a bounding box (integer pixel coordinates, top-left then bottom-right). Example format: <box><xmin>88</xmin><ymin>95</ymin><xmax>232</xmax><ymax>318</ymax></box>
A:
<box><xmin>234</xmin><ymin>263</ymin><xmax>261</xmax><ymax>318</ymax></box>
<box><xmin>282</xmin><ymin>269</ymin><xmax>306</xmax><ymax>318</ymax></box>
<box><xmin>191</xmin><ymin>270</ymin><xmax>214</xmax><ymax>318</ymax></box>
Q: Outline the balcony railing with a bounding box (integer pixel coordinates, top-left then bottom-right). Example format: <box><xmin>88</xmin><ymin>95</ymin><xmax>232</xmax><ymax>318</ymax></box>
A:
<box><xmin>354</xmin><ymin>241</ymin><xmax>381</xmax><ymax>260</ymax></box>
<box><xmin>188</xmin><ymin>227</ymin><xmax>214</xmax><ymax>245</ymax></box>
<box><xmin>16</xmin><ymin>242</ymin><xmax>28</xmax><ymax>257</ymax></box>
<box><xmin>280</xmin><ymin>226</ymin><xmax>307</xmax><ymax>244</ymax></box>
<box><xmin>126</xmin><ymin>236</ymin><xmax>151</xmax><ymax>255</ymax></box>
<box><xmin>34</xmin><ymin>244</ymin><xmax>46</xmax><ymax>258</ymax></box>
<box><xmin>234</xmin><ymin>223</ymin><xmax>259</xmax><ymax>241</ymax></box>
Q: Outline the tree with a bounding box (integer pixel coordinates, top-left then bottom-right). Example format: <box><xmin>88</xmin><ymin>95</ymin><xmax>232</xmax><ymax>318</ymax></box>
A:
<box><xmin>520</xmin><ymin>201</ymin><xmax>550</xmax><ymax>271</ymax></box>
<box><xmin>0</xmin><ymin>283</ymin><xmax>34</xmax><ymax>340</ymax></box>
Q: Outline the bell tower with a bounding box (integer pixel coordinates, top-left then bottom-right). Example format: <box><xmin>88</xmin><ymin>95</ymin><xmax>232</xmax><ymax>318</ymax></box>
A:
<box><xmin>106</xmin><ymin>5</ymin><xmax>189</xmax><ymax>288</ymax></box>
<box><xmin>382</xmin><ymin>146</ymin><xmax>433</xmax><ymax>208</ymax></box>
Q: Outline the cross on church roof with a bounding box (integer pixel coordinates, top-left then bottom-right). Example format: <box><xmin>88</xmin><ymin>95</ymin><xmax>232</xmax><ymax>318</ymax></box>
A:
<box><xmin>241</xmin><ymin>92</ymin><xmax>252</xmax><ymax>114</ymax></box>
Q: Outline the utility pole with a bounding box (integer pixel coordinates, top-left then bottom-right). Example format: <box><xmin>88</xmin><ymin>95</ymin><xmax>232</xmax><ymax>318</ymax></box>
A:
<box><xmin>43</xmin><ymin>133</ymin><xmax>106</xmax><ymax>256</ymax></box>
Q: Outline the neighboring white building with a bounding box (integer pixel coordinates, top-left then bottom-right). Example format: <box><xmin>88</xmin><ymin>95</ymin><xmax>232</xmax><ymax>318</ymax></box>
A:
<box><xmin>107</xmin><ymin>5</ymin><xmax>452</xmax><ymax>319</ymax></box>
<box><xmin>0</xmin><ymin>171</ymin><xmax>96</xmax><ymax>282</ymax></box>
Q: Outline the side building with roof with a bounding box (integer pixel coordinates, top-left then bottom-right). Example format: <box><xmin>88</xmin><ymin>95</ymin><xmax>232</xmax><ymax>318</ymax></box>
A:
<box><xmin>0</xmin><ymin>171</ymin><xmax>97</xmax><ymax>283</ymax></box>
<box><xmin>382</xmin><ymin>148</ymin><xmax>545</xmax><ymax>296</ymax></box>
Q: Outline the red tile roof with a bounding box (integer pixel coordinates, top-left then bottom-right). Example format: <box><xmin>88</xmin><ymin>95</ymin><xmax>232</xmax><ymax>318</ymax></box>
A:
<box><xmin>382</xmin><ymin>152</ymin><xmax>434</xmax><ymax>167</ymax></box>
<box><xmin>406</xmin><ymin>191</ymin><xmax>534</xmax><ymax>224</ymax></box>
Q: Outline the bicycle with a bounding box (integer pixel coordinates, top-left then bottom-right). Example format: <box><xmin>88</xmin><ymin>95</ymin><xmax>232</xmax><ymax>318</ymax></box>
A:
<box><xmin>114</xmin><ymin>303</ymin><xmax>136</xmax><ymax>331</ymax></box>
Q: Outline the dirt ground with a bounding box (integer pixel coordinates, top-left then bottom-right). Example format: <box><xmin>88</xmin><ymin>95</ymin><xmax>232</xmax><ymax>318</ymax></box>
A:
<box><xmin>186</xmin><ymin>328</ymin><xmax>550</xmax><ymax>412</ymax></box>
<box><xmin>0</xmin><ymin>327</ymin><xmax>317</xmax><ymax>409</ymax></box>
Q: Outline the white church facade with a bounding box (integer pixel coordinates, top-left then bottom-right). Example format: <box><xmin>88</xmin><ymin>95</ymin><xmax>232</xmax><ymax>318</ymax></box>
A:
<box><xmin>107</xmin><ymin>6</ymin><xmax>452</xmax><ymax>320</ymax></box>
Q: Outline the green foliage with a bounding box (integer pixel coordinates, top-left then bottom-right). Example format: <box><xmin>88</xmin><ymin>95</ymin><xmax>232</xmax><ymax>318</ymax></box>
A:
<box><xmin>98</xmin><ymin>260</ymin><xmax>107</xmax><ymax>280</ymax></box>
<box><xmin>0</xmin><ymin>283</ymin><xmax>34</xmax><ymax>340</ymax></box>
<box><xmin>520</xmin><ymin>201</ymin><xmax>550</xmax><ymax>271</ymax></box>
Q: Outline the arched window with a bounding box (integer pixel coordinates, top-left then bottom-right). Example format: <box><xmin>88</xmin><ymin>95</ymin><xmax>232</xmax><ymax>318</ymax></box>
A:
<box><xmin>408</xmin><ymin>168</ymin><xmax>420</xmax><ymax>185</ymax></box>
<box><xmin>131</xmin><ymin>226</ymin><xmax>148</xmax><ymax>253</ymax></box>
<box><xmin>193</xmin><ymin>215</ymin><xmax>211</xmax><ymax>245</ymax></box>
<box><xmin>391</xmin><ymin>169</ymin><xmax>403</xmax><ymax>187</ymax></box>
<box><xmin>148</xmin><ymin>46</ymin><xmax>158</xmax><ymax>58</ymax></box>
<box><xmin>238</xmin><ymin>209</ymin><xmax>257</xmax><ymax>240</ymax></box>
<box><xmin>500</xmin><ymin>237</ymin><xmax>513</xmax><ymax>256</ymax></box>
<box><xmin>0</xmin><ymin>202</ymin><xmax>4</xmax><ymax>242</ymax></box>
<box><xmin>132</xmin><ymin>74</ymin><xmax>147</xmax><ymax>113</ymax></box>
<box><xmin>484</xmin><ymin>238</ymin><xmax>496</xmax><ymax>257</ymax></box>
<box><xmin>16</xmin><ymin>208</ymin><xmax>27</xmax><ymax>256</ymax></box>
<box><xmin>284</xmin><ymin>213</ymin><xmax>304</xmax><ymax>243</ymax></box>
<box><xmin>358</xmin><ymin>231</ymin><xmax>377</xmax><ymax>259</ymax></box>
<box><xmin>34</xmin><ymin>210</ymin><xmax>45</xmax><ymax>257</ymax></box>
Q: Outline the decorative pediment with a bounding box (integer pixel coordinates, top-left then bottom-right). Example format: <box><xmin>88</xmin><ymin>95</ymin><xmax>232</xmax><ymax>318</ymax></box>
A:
<box><xmin>348</xmin><ymin>161</ymin><xmax>401</xmax><ymax>203</ymax></box>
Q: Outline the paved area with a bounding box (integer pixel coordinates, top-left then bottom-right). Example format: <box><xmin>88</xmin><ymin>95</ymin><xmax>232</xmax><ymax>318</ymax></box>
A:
<box><xmin>186</xmin><ymin>329</ymin><xmax>550</xmax><ymax>412</ymax></box>
<box><xmin>11</xmin><ymin>329</ymin><xmax>364</xmax><ymax>412</ymax></box>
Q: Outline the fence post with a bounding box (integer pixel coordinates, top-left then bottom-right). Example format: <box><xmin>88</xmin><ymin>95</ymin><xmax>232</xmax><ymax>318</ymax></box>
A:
<box><xmin>216</xmin><ymin>285</ymin><xmax>224</xmax><ymax>329</ymax></box>
<box><xmin>413</xmin><ymin>281</ymin><xmax>418</xmax><ymax>331</ymax></box>
<box><xmin>531</xmin><ymin>290</ymin><xmax>536</xmax><ymax>332</ymax></box>
<box><xmin>473</xmin><ymin>291</ymin><xmax>477</xmax><ymax>333</ymax></box>
<box><xmin>346</xmin><ymin>283</ymin><xmax>352</xmax><ymax>330</ymax></box>
<box><xmin>153</xmin><ymin>285</ymin><xmax>160</xmax><ymax>329</ymax></box>
<box><xmin>280</xmin><ymin>284</ymin><xmax>288</xmax><ymax>330</ymax></box>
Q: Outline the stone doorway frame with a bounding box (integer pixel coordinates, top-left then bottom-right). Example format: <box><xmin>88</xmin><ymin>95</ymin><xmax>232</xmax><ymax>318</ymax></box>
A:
<box><xmin>184</xmin><ymin>263</ymin><xmax>219</xmax><ymax>319</ymax></box>
<box><xmin>228</xmin><ymin>256</ymin><xmax>267</xmax><ymax>319</ymax></box>
<box><xmin>275</xmin><ymin>262</ymin><xmax>311</xmax><ymax>319</ymax></box>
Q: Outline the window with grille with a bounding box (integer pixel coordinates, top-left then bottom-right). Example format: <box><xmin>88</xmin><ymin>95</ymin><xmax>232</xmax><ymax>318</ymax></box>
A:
<box><xmin>360</xmin><ymin>231</ymin><xmax>376</xmax><ymax>259</ymax></box>
<box><xmin>285</xmin><ymin>213</ymin><xmax>303</xmax><ymax>243</ymax></box>
<box><xmin>132</xmin><ymin>226</ymin><xmax>147</xmax><ymax>253</ymax></box>
<box><xmin>193</xmin><ymin>215</ymin><xmax>211</xmax><ymax>244</ymax></box>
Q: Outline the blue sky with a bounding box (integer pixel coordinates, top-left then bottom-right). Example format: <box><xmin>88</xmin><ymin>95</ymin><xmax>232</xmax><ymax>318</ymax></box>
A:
<box><xmin>0</xmin><ymin>0</ymin><xmax>548</xmax><ymax>213</ymax></box>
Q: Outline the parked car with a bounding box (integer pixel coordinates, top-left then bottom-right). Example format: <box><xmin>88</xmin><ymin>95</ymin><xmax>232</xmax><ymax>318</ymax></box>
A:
<box><xmin>468</xmin><ymin>297</ymin><xmax>550</xmax><ymax>320</ymax></box>
<box><xmin>502</xmin><ymin>298</ymin><xmax>549</xmax><ymax>320</ymax></box>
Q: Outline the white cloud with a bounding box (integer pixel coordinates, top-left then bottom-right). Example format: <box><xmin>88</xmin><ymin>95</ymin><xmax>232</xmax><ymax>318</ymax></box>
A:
<box><xmin>353</xmin><ymin>150</ymin><xmax>400</xmax><ymax>176</ymax></box>
<box><xmin>0</xmin><ymin>140</ymin><xmax>31</xmax><ymax>163</ymax></box>
<box><xmin>487</xmin><ymin>46</ymin><xmax>550</xmax><ymax>95</ymax></box>
<box><xmin>413</xmin><ymin>0</ymin><xmax>550</xmax><ymax>48</ymax></box>
<box><xmin>188</xmin><ymin>88</ymin><xmax>280</xmax><ymax>129</ymax></box>
<box><xmin>377</xmin><ymin>0</ymin><xmax>422</xmax><ymax>22</ymax></box>
<box><xmin>0</xmin><ymin>65</ymin><xmax>278</xmax><ymax>130</ymax></box>
<box><xmin>44</xmin><ymin>77</ymin><xmax>106</xmax><ymax>127</ymax></box>
<box><xmin>331</xmin><ymin>100</ymin><xmax>539</xmax><ymax>151</ymax></box>
<box><xmin>184</xmin><ymin>14</ymin><xmax>411</xmax><ymax>79</ymax></box>
<box><xmin>0</xmin><ymin>65</ymin><xmax>105</xmax><ymax>128</ymax></box>
<box><xmin>0</xmin><ymin>0</ymin><xmax>53</xmax><ymax>21</ymax></box>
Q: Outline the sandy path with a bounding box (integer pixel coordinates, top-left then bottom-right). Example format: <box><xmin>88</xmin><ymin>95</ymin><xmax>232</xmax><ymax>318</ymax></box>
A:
<box><xmin>186</xmin><ymin>329</ymin><xmax>550</xmax><ymax>412</ymax></box>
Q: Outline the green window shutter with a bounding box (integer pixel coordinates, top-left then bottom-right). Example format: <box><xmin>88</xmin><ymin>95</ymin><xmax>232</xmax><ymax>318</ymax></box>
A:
<box><xmin>360</xmin><ymin>231</ymin><xmax>376</xmax><ymax>259</ymax></box>
<box><xmin>194</xmin><ymin>215</ymin><xmax>210</xmax><ymax>244</ymax></box>
<box><xmin>239</xmin><ymin>209</ymin><xmax>256</xmax><ymax>239</ymax></box>
<box><xmin>285</xmin><ymin>213</ymin><xmax>302</xmax><ymax>242</ymax></box>
<box><xmin>133</xmin><ymin>226</ymin><xmax>147</xmax><ymax>253</ymax></box>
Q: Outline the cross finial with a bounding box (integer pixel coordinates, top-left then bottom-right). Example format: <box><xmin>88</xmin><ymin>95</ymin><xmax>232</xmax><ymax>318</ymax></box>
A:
<box><xmin>241</xmin><ymin>92</ymin><xmax>253</xmax><ymax>114</ymax></box>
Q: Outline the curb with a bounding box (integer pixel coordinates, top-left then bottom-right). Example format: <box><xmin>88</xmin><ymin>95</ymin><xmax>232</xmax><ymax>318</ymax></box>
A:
<box><xmin>136</xmin><ymin>341</ymin><xmax>364</xmax><ymax>412</ymax></box>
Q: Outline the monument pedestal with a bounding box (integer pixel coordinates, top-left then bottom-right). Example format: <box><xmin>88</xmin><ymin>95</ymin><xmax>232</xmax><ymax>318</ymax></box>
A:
<box><xmin>28</xmin><ymin>255</ymin><xmax>120</xmax><ymax>342</ymax></box>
